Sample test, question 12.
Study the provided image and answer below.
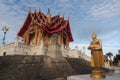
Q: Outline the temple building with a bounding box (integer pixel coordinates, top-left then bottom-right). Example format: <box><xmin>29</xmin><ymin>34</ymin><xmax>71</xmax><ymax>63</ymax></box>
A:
<box><xmin>0</xmin><ymin>8</ymin><xmax>90</xmax><ymax>60</ymax></box>
<box><xmin>17</xmin><ymin>8</ymin><xmax>73</xmax><ymax>58</ymax></box>
<box><xmin>18</xmin><ymin>8</ymin><xmax>73</xmax><ymax>46</ymax></box>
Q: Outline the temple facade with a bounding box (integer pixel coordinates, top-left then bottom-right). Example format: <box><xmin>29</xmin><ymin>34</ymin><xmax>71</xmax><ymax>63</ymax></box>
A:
<box><xmin>16</xmin><ymin>8</ymin><xmax>73</xmax><ymax>58</ymax></box>
<box><xmin>0</xmin><ymin>8</ymin><xmax>90</xmax><ymax>60</ymax></box>
<box><xmin>18</xmin><ymin>8</ymin><xmax>73</xmax><ymax>46</ymax></box>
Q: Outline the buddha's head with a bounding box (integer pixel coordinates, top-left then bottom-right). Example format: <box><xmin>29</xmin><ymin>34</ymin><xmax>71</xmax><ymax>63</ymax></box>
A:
<box><xmin>92</xmin><ymin>32</ymin><xmax>97</xmax><ymax>40</ymax></box>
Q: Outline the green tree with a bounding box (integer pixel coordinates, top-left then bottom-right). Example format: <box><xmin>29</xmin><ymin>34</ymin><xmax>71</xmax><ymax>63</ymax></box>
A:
<box><xmin>106</xmin><ymin>52</ymin><xmax>113</xmax><ymax>60</ymax></box>
<box><xmin>113</xmin><ymin>54</ymin><xmax>120</xmax><ymax>66</ymax></box>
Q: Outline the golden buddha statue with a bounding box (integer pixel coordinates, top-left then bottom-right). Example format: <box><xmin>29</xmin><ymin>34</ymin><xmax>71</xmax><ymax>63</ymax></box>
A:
<box><xmin>88</xmin><ymin>33</ymin><xmax>105</xmax><ymax>78</ymax></box>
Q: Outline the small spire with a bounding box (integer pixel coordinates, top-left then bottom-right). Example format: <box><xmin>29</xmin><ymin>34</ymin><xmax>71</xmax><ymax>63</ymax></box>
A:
<box><xmin>48</xmin><ymin>7</ymin><xmax>50</xmax><ymax>13</ymax></box>
<box><xmin>39</xmin><ymin>3</ymin><xmax>41</xmax><ymax>11</ymax></box>
<box><xmin>28</xmin><ymin>6</ymin><xmax>31</xmax><ymax>12</ymax></box>
<box><xmin>34</xmin><ymin>6</ymin><xmax>36</xmax><ymax>12</ymax></box>
<box><xmin>46</xmin><ymin>7</ymin><xmax>51</xmax><ymax>23</ymax></box>
<box><xmin>46</xmin><ymin>7</ymin><xmax>51</xmax><ymax>17</ymax></box>
<box><xmin>39</xmin><ymin>7</ymin><xmax>41</xmax><ymax>12</ymax></box>
<box><xmin>58</xmin><ymin>12</ymin><xmax>60</xmax><ymax>16</ymax></box>
<box><xmin>62</xmin><ymin>14</ymin><xmax>64</xmax><ymax>18</ymax></box>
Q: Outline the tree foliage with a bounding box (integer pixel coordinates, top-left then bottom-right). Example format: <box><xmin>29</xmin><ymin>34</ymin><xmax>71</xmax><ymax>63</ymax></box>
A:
<box><xmin>113</xmin><ymin>54</ymin><xmax>120</xmax><ymax>66</ymax></box>
<box><xmin>106</xmin><ymin>52</ymin><xmax>113</xmax><ymax>60</ymax></box>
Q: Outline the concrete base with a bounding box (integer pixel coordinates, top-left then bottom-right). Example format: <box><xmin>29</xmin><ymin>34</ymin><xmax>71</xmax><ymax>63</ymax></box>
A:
<box><xmin>67</xmin><ymin>74</ymin><xmax>120</xmax><ymax>80</ymax></box>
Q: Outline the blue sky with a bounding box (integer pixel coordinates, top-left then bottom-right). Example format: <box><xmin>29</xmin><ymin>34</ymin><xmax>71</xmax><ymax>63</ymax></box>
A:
<box><xmin>0</xmin><ymin>0</ymin><xmax>120</xmax><ymax>56</ymax></box>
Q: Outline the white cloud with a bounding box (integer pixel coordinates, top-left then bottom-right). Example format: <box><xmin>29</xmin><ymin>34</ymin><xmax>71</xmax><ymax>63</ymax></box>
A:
<box><xmin>88</xmin><ymin>0</ymin><xmax>120</xmax><ymax>18</ymax></box>
<box><xmin>103</xmin><ymin>43</ymin><xmax>120</xmax><ymax>48</ymax></box>
<box><xmin>59</xmin><ymin>0</ymin><xmax>69</xmax><ymax>2</ymax></box>
<box><xmin>103</xmin><ymin>46</ymin><xmax>119</xmax><ymax>56</ymax></box>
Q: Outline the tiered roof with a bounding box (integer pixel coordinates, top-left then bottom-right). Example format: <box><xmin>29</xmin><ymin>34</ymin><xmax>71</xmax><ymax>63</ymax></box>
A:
<box><xmin>17</xmin><ymin>9</ymin><xmax>73</xmax><ymax>42</ymax></box>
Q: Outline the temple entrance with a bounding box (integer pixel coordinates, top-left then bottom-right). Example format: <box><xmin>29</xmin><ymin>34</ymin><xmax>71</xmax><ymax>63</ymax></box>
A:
<box><xmin>29</xmin><ymin>32</ymin><xmax>35</xmax><ymax>46</ymax></box>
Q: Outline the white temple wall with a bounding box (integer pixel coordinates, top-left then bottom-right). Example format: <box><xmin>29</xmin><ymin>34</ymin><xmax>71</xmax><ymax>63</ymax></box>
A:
<box><xmin>0</xmin><ymin>40</ymin><xmax>90</xmax><ymax>62</ymax></box>
<box><xmin>31</xmin><ymin>45</ymin><xmax>44</xmax><ymax>55</ymax></box>
<box><xmin>14</xmin><ymin>42</ymin><xmax>32</xmax><ymax>55</ymax></box>
<box><xmin>30</xmin><ymin>40</ymin><xmax>44</xmax><ymax>55</ymax></box>
<box><xmin>0</xmin><ymin>43</ymin><xmax>15</xmax><ymax>56</ymax></box>
<box><xmin>67</xmin><ymin>50</ymin><xmax>80</xmax><ymax>58</ymax></box>
<box><xmin>0</xmin><ymin>42</ymin><xmax>32</xmax><ymax>56</ymax></box>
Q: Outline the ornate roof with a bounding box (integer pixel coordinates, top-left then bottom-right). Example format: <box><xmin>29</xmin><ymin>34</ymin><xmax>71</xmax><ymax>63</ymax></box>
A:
<box><xmin>17</xmin><ymin>9</ymin><xmax>73</xmax><ymax>42</ymax></box>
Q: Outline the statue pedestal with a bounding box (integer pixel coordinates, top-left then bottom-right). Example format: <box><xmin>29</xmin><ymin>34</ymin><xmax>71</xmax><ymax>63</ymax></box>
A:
<box><xmin>90</xmin><ymin>70</ymin><xmax>105</xmax><ymax>78</ymax></box>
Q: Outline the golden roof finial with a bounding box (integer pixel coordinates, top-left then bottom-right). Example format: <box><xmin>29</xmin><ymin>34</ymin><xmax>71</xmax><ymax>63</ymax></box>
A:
<box><xmin>34</xmin><ymin>6</ymin><xmax>36</xmax><ymax>12</ymax></box>
<box><xmin>28</xmin><ymin>6</ymin><xmax>31</xmax><ymax>12</ymax></box>
<box><xmin>46</xmin><ymin>6</ymin><xmax>51</xmax><ymax>23</ymax></box>
<box><xmin>46</xmin><ymin>7</ymin><xmax>51</xmax><ymax>16</ymax></box>
<box><xmin>39</xmin><ymin>7</ymin><xmax>41</xmax><ymax>12</ymax></box>
<box><xmin>58</xmin><ymin>12</ymin><xmax>60</xmax><ymax>15</ymax></box>
<box><xmin>62</xmin><ymin>13</ymin><xmax>64</xmax><ymax>18</ymax></box>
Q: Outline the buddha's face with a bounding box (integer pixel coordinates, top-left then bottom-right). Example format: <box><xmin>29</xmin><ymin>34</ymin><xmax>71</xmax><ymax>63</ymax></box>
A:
<box><xmin>92</xmin><ymin>33</ymin><xmax>97</xmax><ymax>40</ymax></box>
